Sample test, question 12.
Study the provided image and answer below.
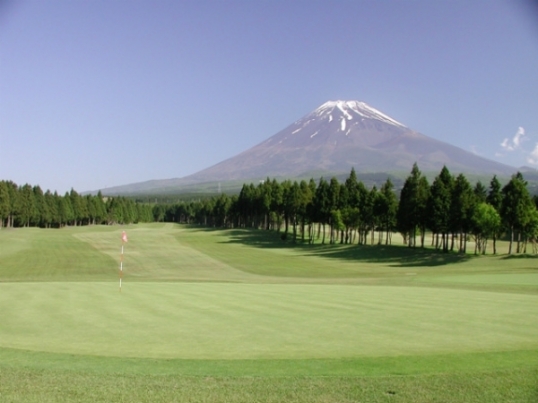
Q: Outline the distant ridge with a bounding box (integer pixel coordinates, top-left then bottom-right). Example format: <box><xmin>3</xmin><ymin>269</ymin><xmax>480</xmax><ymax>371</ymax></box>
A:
<box><xmin>98</xmin><ymin>100</ymin><xmax>516</xmax><ymax>195</ymax></box>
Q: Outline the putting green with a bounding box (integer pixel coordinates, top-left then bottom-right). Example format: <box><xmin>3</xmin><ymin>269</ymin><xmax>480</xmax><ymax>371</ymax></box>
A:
<box><xmin>1</xmin><ymin>282</ymin><xmax>536</xmax><ymax>359</ymax></box>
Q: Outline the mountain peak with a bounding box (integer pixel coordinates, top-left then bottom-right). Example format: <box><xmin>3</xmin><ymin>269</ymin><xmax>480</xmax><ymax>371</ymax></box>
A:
<box><xmin>97</xmin><ymin>99</ymin><xmax>517</xmax><ymax>195</ymax></box>
<box><xmin>314</xmin><ymin>100</ymin><xmax>406</xmax><ymax>128</ymax></box>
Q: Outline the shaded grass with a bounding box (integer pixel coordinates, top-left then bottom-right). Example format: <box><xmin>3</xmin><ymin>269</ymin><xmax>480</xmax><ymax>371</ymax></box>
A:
<box><xmin>181</xmin><ymin>227</ymin><xmax>538</xmax><ymax>295</ymax></box>
<box><xmin>181</xmin><ymin>227</ymin><xmax>474</xmax><ymax>280</ymax></box>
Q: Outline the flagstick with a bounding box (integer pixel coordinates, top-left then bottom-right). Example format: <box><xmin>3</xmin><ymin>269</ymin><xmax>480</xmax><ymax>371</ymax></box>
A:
<box><xmin>119</xmin><ymin>231</ymin><xmax>128</xmax><ymax>292</ymax></box>
<box><xmin>120</xmin><ymin>242</ymin><xmax>124</xmax><ymax>292</ymax></box>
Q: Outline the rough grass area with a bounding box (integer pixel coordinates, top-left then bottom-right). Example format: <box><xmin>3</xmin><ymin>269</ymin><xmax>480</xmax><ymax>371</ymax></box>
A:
<box><xmin>0</xmin><ymin>223</ymin><xmax>537</xmax><ymax>402</ymax></box>
<box><xmin>1</xmin><ymin>367</ymin><xmax>536</xmax><ymax>403</ymax></box>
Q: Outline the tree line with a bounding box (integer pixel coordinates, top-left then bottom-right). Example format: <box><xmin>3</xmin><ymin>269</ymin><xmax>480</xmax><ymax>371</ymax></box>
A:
<box><xmin>3</xmin><ymin>164</ymin><xmax>538</xmax><ymax>255</ymax></box>
<box><xmin>156</xmin><ymin>164</ymin><xmax>538</xmax><ymax>255</ymax></box>
<box><xmin>0</xmin><ymin>181</ymin><xmax>154</xmax><ymax>228</ymax></box>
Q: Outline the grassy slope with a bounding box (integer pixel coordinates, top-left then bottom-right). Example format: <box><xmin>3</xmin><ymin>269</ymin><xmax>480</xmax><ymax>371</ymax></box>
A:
<box><xmin>0</xmin><ymin>223</ymin><xmax>537</xmax><ymax>402</ymax></box>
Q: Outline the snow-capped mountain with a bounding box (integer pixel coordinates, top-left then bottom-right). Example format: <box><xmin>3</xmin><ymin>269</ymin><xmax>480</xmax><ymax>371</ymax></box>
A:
<box><xmin>314</xmin><ymin>100</ymin><xmax>406</xmax><ymax>129</ymax></box>
<box><xmin>257</xmin><ymin>100</ymin><xmax>409</xmax><ymax>150</ymax></box>
<box><xmin>98</xmin><ymin>100</ymin><xmax>516</xmax><ymax>195</ymax></box>
<box><xmin>178</xmin><ymin>99</ymin><xmax>514</xmax><ymax>182</ymax></box>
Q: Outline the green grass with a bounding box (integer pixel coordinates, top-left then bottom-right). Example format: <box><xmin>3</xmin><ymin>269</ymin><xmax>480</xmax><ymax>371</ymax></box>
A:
<box><xmin>427</xmin><ymin>273</ymin><xmax>538</xmax><ymax>286</ymax></box>
<box><xmin>0</xmin><ymin>223</ymin><xmax>537</xmax><ymax>402</ymax></box>
<box><xmin>1</xmin><ymin>282</ymin><xmax>537</xmax><ymax>359</ymax></box>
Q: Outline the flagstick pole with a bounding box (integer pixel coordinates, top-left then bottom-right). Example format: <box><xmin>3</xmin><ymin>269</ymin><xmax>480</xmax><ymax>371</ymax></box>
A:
<box><xmin>119</xmin><ymin>231</ymin><xmax>128</xmax><ymax>292</ymax></box>
<box><xmin>120</xmin><ymin>242</ymin><xmax>124</xmax><ymax>292</ymax></box>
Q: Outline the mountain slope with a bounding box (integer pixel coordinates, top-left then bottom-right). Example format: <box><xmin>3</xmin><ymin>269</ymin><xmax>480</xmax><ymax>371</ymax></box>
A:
<box><xmin>98</xmin><ymin>100</ymin><xmax>516</xmax><ymax>195</ymax></box>
<box><xmin>178</xmin><ymin>100</ymin><xmax>514</xmax><ymax>181</ymax></box>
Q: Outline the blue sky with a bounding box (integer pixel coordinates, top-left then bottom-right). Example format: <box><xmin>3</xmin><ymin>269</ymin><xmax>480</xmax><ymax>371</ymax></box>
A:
<box><xmin>1</xmin><ymin>0</ymin><xmax>538</xmax><ymax>193</ymax></box>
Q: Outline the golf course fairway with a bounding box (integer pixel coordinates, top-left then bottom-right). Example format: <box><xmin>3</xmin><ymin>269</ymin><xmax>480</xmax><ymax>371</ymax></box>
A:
<box><xmin>0</xmin><ymin>223</ymin><xmax>537</xmax><ymax>402</ymax></box>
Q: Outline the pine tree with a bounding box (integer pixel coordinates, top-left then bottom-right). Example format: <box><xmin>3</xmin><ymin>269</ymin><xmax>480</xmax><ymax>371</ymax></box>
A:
<box><xmin>397</xmin><ymin>163</ymin><xmax>429</xmax><ymax>247</ymax></box>
<box><xmin>501</xmin><ymin>172</ymin><xmax>534</xmax><ymax>254</ymax></box>
<box><xmin>486</xmin><ymin>175</ymin><xmax>503</xmax><ymax>254</ymax></box>
<box><xmin>0</xmin><ymin>181</ymin><xmax>10</xmax><ymax>227</ymax></box>
<box><xmin>17</xmin><ymin>184</ymin><xmax>35</xmax><ymax>227</ymax></box>
<box><xmin>427</xmin><ymin>166</ymin><xmax>453</xmax><ymax>252</ymax></box>
<box><xmin>378</xmin><ymin>178</ymin><xmax>397</xmax><ymax>245</ymax></box>
<box><xmin>314</xmin><ymin>178</ymin><xmax>330</xmax><ymax>244</ymax></box>
<box><xmin>450</xmin><ymin>174</ymin><xmax>474</xmax><ymax>253</ymax></box>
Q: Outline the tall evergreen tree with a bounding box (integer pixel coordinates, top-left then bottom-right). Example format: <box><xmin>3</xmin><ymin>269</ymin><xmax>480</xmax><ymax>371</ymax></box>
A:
<box><xmin>314</xmin><ymin>178</ymin><xmax>330</xmax><ymax>244</ymax></box>
<box><xmin>377</xmin><ymin>178</ymin><xmax>398</xmax><ymax>245</ymax></box>
<box><xmin>298</xmin><ymin>180</ymin><xmax>314</xmax><ymax>242</ymax></box>
<box><xmin>43</xmin><ymin>190</ymin><xmax>57</xmax><ymax>228</ymax></box>
<box><xmin>58</xmin><ymin>192</ymin><xmax>74</xmax><ymax>227</ymax></box>
<box><xmin>486</xmin><ymin>175</ymin><xmax>503</xmax><ymax>254</ymax></box>
<box><xmin>356</xmin><ymin>180</ymin><xmax>370</xmax><ymax>245</ymax></box>
<box><xmin>473</xmin><ymin>181</ymin><xmax>487</xmax><ymax>203</ymax></box>
<box><xmin>450</xmin><ymin>174</ymin><xmax>474</xmax><ymax>253</ymax></box>
<box><xmin>32</xmin><ymin>185</ymin><xmax>46</xmax><ymax>227</ymax></box>
<box><xmin>501</xmin><ymin>172</ymin><xmax>534</xmax><ymax>254</ymax></box>
<box><xmin>327</xmin><ymin>177</ymin><xmax>340</xmax><ymax>244</ymax></box>
<box><xmin>259</xmin><ymin>179</ymin><xmax>273</xmax><ymax>230</ymax></box>
<box><xmin>270</xmin><ymin>179</ymin><xmax>284</xmax><ymax>231</ymax></box>
<box><xmin>427</xmin><ymin>166</ymin><xmax>453</xmax><ymax>252</ymax></box>
<box><xmin>17</xmin><ymin>184</ymin><xmax>35</xmax><ymax>227</ymax></box>
<box><xmin>0</xmin><ymin>181</ymin><xmax>10</xmax><ymax>227</ymax></box>
<box><xmin>397</xmin><ymin>163</ymin><xmax>429</xmax><ymax>247</ymax></box>
<box><xmin>6</xmin><ymin>181</ymin><xmax>19</xmax><ymax>228</ymax></box>
<box><xmin>305</xmin><ymin>178</ymin><xmax>318</xmax><ymax>243</ymax></box>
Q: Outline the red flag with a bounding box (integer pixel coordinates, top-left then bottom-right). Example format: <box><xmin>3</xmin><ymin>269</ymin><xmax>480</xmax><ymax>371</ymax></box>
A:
<box><xmin>121</xmin><ymin>231</ymin><xmax>128</xmax><ymax>243</ymax></box>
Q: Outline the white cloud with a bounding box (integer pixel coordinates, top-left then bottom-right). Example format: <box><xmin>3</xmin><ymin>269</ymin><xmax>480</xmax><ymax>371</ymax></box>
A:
<box><xmin>500</xmin><ymin>126</ymin><xmax>525</xmax><ymax>151</ymax></box>
<box><xmin>514</xmin><ymin>126</ymin><xmax>525</xmax><ymax>146</ymax></box>
<box><xmin>531</xmin><ymin>143</ymin><xmax>538</xmax><ymax>158</ymax></box>
<box><xmin>500</xmin><ymin>138</ymin><xmax>513</xmax><ymax>151</ymax></box>
<box><xmin>527</xmin><ymin>143</ymin><xmax>538</xmax><ymax>166</ymax></box>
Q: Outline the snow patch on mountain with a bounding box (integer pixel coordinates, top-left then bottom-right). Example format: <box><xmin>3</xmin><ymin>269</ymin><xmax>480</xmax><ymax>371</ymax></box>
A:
<box><xmin>336</xmin><ymin>102</ymin><xmax>353</xmax><ymax>120</ymax></box>
<box><xmin>316</xmin><ymin>100</ymin><xmax>406</xmax><ymax>128</ymax></box>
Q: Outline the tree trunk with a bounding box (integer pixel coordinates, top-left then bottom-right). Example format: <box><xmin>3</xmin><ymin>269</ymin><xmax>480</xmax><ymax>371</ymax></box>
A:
<box><xmin>508</xmin><ymin>227</ymin><xmax>513</xmax><ymax>254</ymax></box>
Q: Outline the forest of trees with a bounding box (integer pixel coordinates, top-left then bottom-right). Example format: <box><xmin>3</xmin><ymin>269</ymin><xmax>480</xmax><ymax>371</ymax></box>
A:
<box><xmin>0</xmin><ymin>181</ymin><xmax>154</xmax><ymax>228</ymax></box>
<box><xmin>3</xmin><ymin>164</ymin><xmax>538</xmax><ymax>255</ymax></box>
<box><xmin>156</xmin><ymin>164</ymin><xmax>538</xmax><ymax>255</ymax></box>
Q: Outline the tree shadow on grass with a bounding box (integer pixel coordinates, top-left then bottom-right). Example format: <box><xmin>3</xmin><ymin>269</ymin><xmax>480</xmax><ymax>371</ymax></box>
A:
<box><xmin>213</xmin><ymin>228</ymin><xmax>472</xmax><ymax>268</ymax></box>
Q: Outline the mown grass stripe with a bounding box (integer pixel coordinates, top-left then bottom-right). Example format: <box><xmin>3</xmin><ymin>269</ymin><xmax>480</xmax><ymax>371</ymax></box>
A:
<box><xmin>1</xmin><ymin>282</ymin><xmax>536</xmax><ymax>359</ymax></box>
